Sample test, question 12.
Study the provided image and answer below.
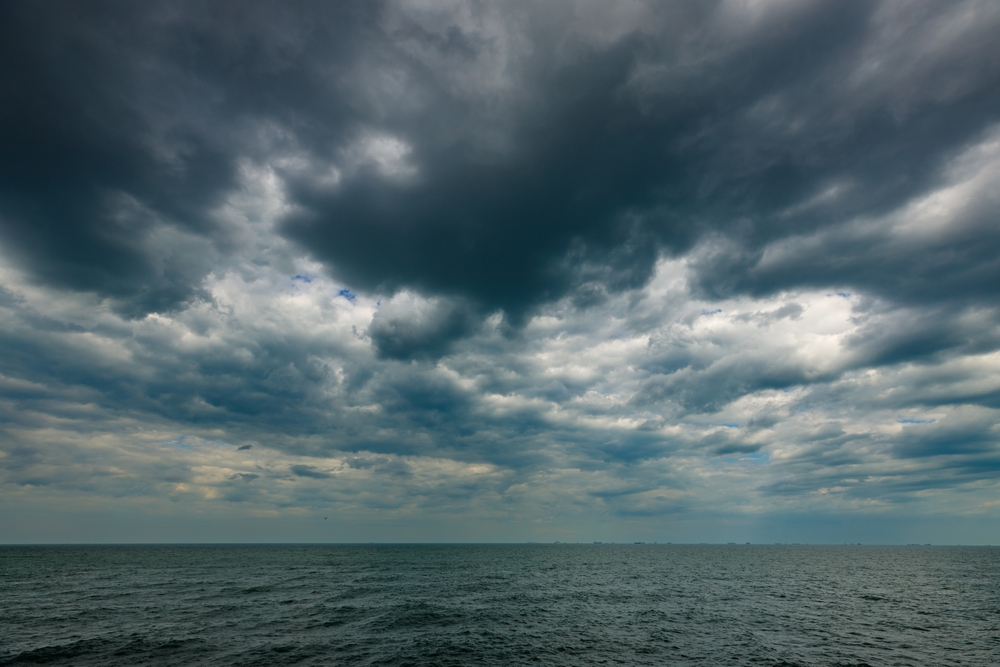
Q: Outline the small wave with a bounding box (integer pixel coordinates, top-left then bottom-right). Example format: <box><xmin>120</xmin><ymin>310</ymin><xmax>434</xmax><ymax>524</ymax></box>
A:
<box><xmin>0</xmin><ymin>638</ymin><xmax>112</xmax><ymax>665</ymax></box>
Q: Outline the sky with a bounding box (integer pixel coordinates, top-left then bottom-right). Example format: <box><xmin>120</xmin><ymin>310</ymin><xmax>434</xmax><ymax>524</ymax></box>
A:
<box><xmin>1</xmin><ymin>0</ymin><xmax>999</xmax><ymax>544</ymax></box>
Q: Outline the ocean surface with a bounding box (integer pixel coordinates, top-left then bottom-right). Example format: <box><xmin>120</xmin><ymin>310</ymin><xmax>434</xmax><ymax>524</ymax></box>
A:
<box><xmin>1</xmin><ymin>544</ymin><xmax>997</xmax><ymax>666</ymax></box>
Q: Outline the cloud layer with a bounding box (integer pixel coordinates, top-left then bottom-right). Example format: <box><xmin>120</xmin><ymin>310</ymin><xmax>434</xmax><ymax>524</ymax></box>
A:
<box><xmin>1</xmin><ymin>0</ymin><xmax>999</xmax><ymax>543</ymax></box>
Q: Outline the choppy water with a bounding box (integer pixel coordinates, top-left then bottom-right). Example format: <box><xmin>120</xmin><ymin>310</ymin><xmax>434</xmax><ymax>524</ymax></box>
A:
<box><xmin>1</xmin><ymin>544</ymin><xmax>998</xmax><ymax>666</ymax></box>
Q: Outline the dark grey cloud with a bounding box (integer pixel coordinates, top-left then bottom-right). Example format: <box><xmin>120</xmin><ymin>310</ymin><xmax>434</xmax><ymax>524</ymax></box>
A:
<box><xmin>369</xmin><ymin>296</ymin><xmax>480</xmax><ymax>360</ymax></box>
<box><xmin>290</xmin><ymin>464</ymin><xmax>332</xmax><ymax>479</ymax></box>
<box><xmin>4</xmin><ymin>0</ymin><xmax>998</xmax><ymax>328</ymax></box>
<box><xmin>271</xmin><ymin>0</ymin><xmax>1000</xmax><ymax>324</ymax></box>
<box><xmin>0</xmin><ymin>0</ymin><xmax>375</xmax><ymax>315</ymax></box>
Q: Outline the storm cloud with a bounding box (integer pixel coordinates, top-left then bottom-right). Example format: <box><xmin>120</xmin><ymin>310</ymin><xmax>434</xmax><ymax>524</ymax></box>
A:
<box><xmin>1</xmin><ymin>0</ymin><xmax>999</xmax><ymax>544</ymax></box>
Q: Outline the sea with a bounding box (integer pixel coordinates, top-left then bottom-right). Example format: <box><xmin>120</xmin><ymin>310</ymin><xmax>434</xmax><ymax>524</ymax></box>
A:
<box><xmin>1</xmin><ymin>544</ymin><xmax>997</xmax><ymax>666</ymax></box>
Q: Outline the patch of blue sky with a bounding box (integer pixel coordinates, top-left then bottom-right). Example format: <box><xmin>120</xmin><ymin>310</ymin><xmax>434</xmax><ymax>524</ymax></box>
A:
<box><xmin>898</xmin><ymin>418</ymin><xmax>935</xmax><ymax>424</ymax></box>
<box><xmin>701</xmin><ymin>308</ymin><xmax>722</xmax><ymax>315</ymax></box>
<box><xmin>338</xmin><ymin>288</ymin><xmax>356</xmax><ymax>302</ymax></box>
<box><xmin>717</xmin><ymin>452</ymin><xmax>770</xmax><ymax>465</ymax></box>
<box><xmin>292</xmin><ymin>274</ymin><xmax>313</xmax><ymax>283</ymax></box>
<box><xmin>162</xmin><ymin>436</ymin><xmax>230</xmax><ymax>449</ymax></box>
<box><xmin>164</xmin><ymin>435</ymin><xmax>192</xmax><ymax>449</ymax></box>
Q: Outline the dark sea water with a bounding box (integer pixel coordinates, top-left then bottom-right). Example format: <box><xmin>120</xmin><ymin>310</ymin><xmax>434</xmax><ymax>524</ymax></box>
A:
<box><xmin>1</xmin><ymin>545</ymin><xmax>997</xmax><ymax>666</ymax></box>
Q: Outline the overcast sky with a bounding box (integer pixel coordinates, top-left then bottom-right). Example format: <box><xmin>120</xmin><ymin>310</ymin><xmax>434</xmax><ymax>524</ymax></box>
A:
<box><xmin>2</xmin><ymin>0</ymin><xmax>999</xmax><ymax>544</ymax></box>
